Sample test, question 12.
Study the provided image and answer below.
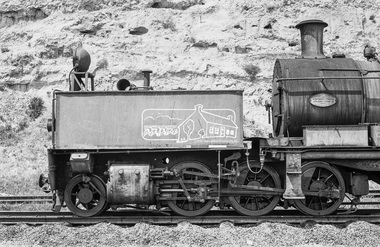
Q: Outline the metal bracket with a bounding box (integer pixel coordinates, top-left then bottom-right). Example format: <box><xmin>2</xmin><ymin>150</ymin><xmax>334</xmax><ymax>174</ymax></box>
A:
<box><xmin>173</xmin><ymin>169</ymin><xmax>191</xmax><ymax>201</ymax></box>
<box><xmin>283</xmin><ymin>153</ymin><xmax>305</xmax><ymax>199</ymax></box>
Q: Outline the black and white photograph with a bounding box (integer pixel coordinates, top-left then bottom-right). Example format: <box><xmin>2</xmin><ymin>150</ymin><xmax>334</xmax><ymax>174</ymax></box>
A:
<box><xmin>1</xmin><ymin>0</ymin><xmax>380</xmax><ymax>246</ymax></box>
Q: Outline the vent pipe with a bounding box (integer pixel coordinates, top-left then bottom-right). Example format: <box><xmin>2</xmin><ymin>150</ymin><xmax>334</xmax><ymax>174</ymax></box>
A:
<box><xmin>296</xmin><ymin>20</ymin><xmax>328</xmax><ymax>59</ymax></box>
<box><xmin>142</xmin><ymin>69</ymin><xmax>152</xmax><ymax>88</ymax></box>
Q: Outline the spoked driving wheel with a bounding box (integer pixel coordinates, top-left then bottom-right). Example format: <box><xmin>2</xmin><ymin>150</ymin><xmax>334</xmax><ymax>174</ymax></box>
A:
<box><xmin>228</xmin><ymin>160</ymin><xmax>281</xmax><ymax>216</ymax></box>
<box><xmin>64</xmin><ymin>174</ymin><xmax>107</xmax><ymax>217</ymax></box>
<box><xmin>293</xmin><ymin>161</ymin><xmax>345</xmax><ymax>216</ymax></box>
<box><xmin>167</xmin><ymin>161</ymin><xmax>216</xmax><ymax>217</ymax></box>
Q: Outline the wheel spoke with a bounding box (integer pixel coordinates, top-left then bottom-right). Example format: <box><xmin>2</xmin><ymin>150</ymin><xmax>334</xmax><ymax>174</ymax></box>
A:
<box><xmin>180</xmin><ymin>200</ymin><xmax>186</xmax><ymax>209</ymax></box>
<box><xmin>243</xmin><ymin>197</ymin><xmax>250</xmax><ymax>209</ymax></box>
<box><xmin>263</xmin><ymin>196</ymin><xmax>271</xmax><ymax>203</ymax></box>
<box><xmin>307</xmin><ymin>197</ymin><xmax>312</xmax><ymax>208</ymax></box>
<box><xmin>325</xmin><ymin>174</ymin><xmax>334</xmax><ymax>182</ymax></box>
<box><xmin>319</xmin><ymin>197</ymin><xmax>324</xmax><ymax>210</ymax></box>
<box><xmin>255</xmin><ymin>197</ymin><xmax>259</xmax><ymax>210</ymax></box>
<box><xmin>89</xmin><ymin>181</ymin><xmax>104</xmax><ymax>198</ymax></box>
<box><xmin>261</xmin><ymin>174</ymin><xmax>270</xmax><ymax>183</ymax></box>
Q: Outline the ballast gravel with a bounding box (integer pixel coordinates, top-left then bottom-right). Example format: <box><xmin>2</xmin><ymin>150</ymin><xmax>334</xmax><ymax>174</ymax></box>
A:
<box><xmin>0</xmin><ymin>221</ymin><xmax>378</xmax><ymax>247</ymax></box>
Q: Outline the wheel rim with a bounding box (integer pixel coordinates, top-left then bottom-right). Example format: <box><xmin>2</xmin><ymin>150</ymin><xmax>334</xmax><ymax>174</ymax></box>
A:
<box><xmin>167</xmin><ymin>161</ymin><xmax>216</xmax><ymax>217</ymax></box>
<box><xmin>293</xmin><ymin>161</ymin><xmax>345</xmax><ymax>216</ymax></box>
<box><xmin>228</xmin><ymin>161</ymin><xmax>281</xmax><ymax>216</ymax></box>
<box><xmin>64</xmin><ymin>174</ymin><xmax>107</xmax><ymax>217</ymax></box>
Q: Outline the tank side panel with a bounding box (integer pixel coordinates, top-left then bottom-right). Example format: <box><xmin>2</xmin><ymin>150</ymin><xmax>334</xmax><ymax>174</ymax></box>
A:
<box><xmin>54</xmin><ymin>91</ymin><xmax>244</xmax><ymax>149</ymax></box>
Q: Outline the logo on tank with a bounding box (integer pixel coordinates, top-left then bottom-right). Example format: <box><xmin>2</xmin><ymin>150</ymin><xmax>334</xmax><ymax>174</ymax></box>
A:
<box><xmin>141</xmin><ymin>104</ymin><xmax>238</xmax><ymax>143</ymax></box>
<box><xmin>309</xmin><ymin>93</ymin><xmax>337</xmax><ymax>108</ymax></box>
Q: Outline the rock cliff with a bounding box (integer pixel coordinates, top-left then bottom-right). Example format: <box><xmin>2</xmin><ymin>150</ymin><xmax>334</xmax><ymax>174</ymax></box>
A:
<box><xmin>1</xmin><ymin>0</ymin><xmax>380</xmax><ymax>136</ymax></box>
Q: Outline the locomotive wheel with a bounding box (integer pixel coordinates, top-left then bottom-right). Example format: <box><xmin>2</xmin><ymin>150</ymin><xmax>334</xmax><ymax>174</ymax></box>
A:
<box><xmin>228</xmin><ymin>161</ymin><xmax>281</xmax><ymax>216</ymax></box>
<box><xmin>167</xmin><ymin>161</ymin><xmax>216</xmax><ymax>217</ymax></box>
<box><xmin>293</xmin><ymin>161</ymin><xmax>345</xmax><ymax>216</ymax></box>
<box><xmin>64</xmin><ymin>174</ymin><xmax>107</xmax><ymax>217</ymax></box>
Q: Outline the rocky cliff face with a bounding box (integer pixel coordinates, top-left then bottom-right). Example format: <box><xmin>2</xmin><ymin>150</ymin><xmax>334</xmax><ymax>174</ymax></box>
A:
<box><xmin>1</xmin><ymin>0</ymin><xmax>380</xmax><ymax>137</ymax></box>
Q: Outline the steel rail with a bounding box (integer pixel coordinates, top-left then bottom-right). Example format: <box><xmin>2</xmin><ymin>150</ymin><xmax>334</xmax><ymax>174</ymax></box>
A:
<box><xmin>0</xmin><ymin>195</ymin><xmax>52</xmax><ymax>204</ymax></box>
<box><xmin>1</xmin><ymin>209</ymin><xmax>380</xmax><ymax>225</ymax></box>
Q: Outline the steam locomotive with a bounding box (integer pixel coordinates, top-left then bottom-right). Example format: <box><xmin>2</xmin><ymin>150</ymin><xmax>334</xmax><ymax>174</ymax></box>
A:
<box><xmin>42</xmin><ymin>19</ymin><xmax>380</xmax><ymax>217</ymax></box>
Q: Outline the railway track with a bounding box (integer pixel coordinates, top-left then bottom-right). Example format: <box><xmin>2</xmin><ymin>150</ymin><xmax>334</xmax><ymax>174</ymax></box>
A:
<box><xmin>2</xmin><ymin>209</ymin><xmax>380</xmax><ymax>225</ymax></box>
<box><xmin>0</xmin><ymin>195</ymin><xmax>52</xmax><ymax>204</ymax></box>
<box><xmin>1</xmin><ymin>193</ymin><xmax>380</xmax><ymax>225</ymax></box>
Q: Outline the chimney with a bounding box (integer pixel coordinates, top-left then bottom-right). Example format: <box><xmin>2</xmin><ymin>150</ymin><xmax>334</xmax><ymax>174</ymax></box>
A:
<box><xmin>296</xmin><ymin>19</ymin><xmax>328</xmax><ymax>59</ymax></box>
